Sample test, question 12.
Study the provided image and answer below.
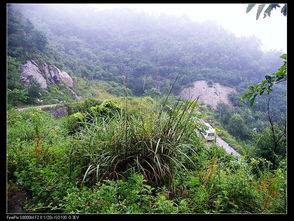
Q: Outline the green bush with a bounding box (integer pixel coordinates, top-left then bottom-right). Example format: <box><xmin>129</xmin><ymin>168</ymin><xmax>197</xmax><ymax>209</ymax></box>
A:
<box><xmin>66</xmin><ymin>98</ymin><xmax>103</xmax><ymax>115</ymax></box>
<box><xmin>88</xmin><ymin>100</ymin><xmax>121</xmax><ymax>119</ymax></box>
<box><xmin>7</xmin><ymin>108</ymin><xmax>53</xmax><ymax>144</ymax></box>
<box><xmin>65</xmin><ymin>99</ymin><xmax>121</xmax><ymax>134</ymax></box>
<box><xmin>7</xmin><ymin>108</ymin><xmax>74</xmax><ymax>212</ymax></box>
<box><xmin>66</xmin><ymin>112</ymin><xmax>86</xmax><ymax>134</ymax></box>
<box><xmin>62</xmin><ymin>173</ymin><xmax>154</xmax><ymax>213</ymax></box>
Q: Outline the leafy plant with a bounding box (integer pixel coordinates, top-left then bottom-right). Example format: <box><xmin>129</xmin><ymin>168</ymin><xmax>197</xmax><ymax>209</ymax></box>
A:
<box><xmin>62</xmin><ymin>173</ymin><xmax>154</xmax><ymax>213</ymax></box>
<box><xmin>242</xmin><ymin>55</ymin><xmax>287</xmax><ymax>106</ymax></box>
<box><xmin>246</xmin><ymin>4</ymin><xmax>287</xmax><ymax>20</ymax></box>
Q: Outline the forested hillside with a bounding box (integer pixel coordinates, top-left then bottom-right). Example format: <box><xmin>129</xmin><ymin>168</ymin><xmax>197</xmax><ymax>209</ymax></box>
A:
<box><xmin>7</xmin><ymin>4</ymin><xmax>287</xmax><ymax>214</ymax></box>
<box><xmin>8</xmin><ymin>3</ymin><xmax>286</xmax><ymax>150</ymax></box>
<box><xmin>10</xmin><ymin>4</ymin><xmax>284</xmax><ymax>93</ymax></box>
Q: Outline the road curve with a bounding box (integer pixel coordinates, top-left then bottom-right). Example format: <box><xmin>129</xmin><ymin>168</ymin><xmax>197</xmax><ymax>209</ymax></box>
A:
<box><xmin>200</xmin><ymin>119</ymin><xmax>241</xmax><ymax>158</ymax></box>
<box><xmin>17</xmin><ymin>104</ymin><xmax>59</xmax><ymax>111</ymax></box>
<box><xmin>216</xmin><ymin>136</ymin><xmax>240</xmax><ymax>157</ymax></box>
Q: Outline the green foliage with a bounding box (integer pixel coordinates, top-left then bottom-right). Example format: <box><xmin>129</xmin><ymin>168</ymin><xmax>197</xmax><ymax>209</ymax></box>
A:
<box><xmin>7</xmin><ymin>56</ymin><xmax>22</xmax><ymax>90</ymax></box>
<box><xmin>8</xmin><ymin>5</ymin><xmax>48</xmax><ymax>61</ymax></box>
<box><xmin>8</xmin><ymin>88</ymin><xmax>29</xmax><ymax>108</ymax></box>
<box><xmin>243</xmin><ymin>4</ymin><xmax>287</xmax><ymax>107</ymax></box>
<box><xmin>143</xmin><ymin>87</ymin><xmax>161</xmax><ymax>98</ymax></box>
<box><xmin>65</xmin><ymin>99</ymin><xmax>121</xmax><ymax>134</ymax></box>
<box><xmin>252</xmin><ymin>127</ymin><xmax>286</xmax><ymax>168</ymax></box>
<box><xmin>7</xmin><ymin>56</ymin><xmax>30</xmax><ymax>108</ymax></box>
<box><xmin>66</xmin><ymin>112</ymin><xmax>86</xmax><ymax>134</ymax></box>
<box><xmin>26</xmin><ymin>78</ymin><xmax>43</xmax><ymax>104</ymax></box>
<box><xmin>215</xmin><ymin>103</ymin><xmax>232</xmax><ymax>125</ymax></box>
<box><xmin>91</xmin><ymin>100</ymin><xmax>121</xmax><ymax>116</ymax></box>
<box><xmin>40</xmin><ymin>84</ymin><xmax>77</xmax><ymax>104</ymax></box>
<box><xmin>227</xmin><ymin>114</ymin><xmax>250</xmax><ymax>140</ymax></box>
<box><xmin>242</xmin><ymin>54</ymin><xmax>287</xmax><ymax>106</ymax></box>
<box><xmin>66</xmin><ymin>98</ymin><xmax>102</xmax><ymax>115</ymax></box>
<box><xmin>246</xmin><ymin>4</ymin><xmax>287</xmax><ymax>20</ymax></box>
<box><xmin>71</xmin><ymin>99</ymin><xmax>200</xmax><ymax>188</ymax></box>
<box><xmin>256</xmin><ymin>4</ymin><xmax>266</xmax><ymax>20</ymax></box>
<box><xmin>7</xmin><ymin>108</ymin><xmax>75</xmax><ymax>212</ymax></box>
<box><xmin>62</xmin><ymin>173</ymin><xmax>154</xmax><ymax>213</ymax></box>
<box><xmin>7</xmin><ymin>98</ymin><xmax>287</xmax><ymax>213</ymax></box>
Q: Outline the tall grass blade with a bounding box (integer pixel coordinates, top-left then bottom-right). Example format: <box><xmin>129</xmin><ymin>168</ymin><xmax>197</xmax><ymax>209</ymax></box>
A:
<box><xmin>157</xmin><ymin>74</ymin><xmax>180</xmax><ymax>122</ymax></box>
<box><xmin>82</xmin><ymin>164</ymin><xmax>93</xmax><ymax>183</ymax></box>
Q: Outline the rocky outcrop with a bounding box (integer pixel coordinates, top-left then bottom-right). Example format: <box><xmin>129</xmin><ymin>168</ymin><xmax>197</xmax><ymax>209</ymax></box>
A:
<box><xmin>20</xmin><ymin>60</ymin><xmax>74</xmax><ymax>89</ymax></box>
<box><xmin>59</xmin><ymin>71</ymin><xmax>74</xmax><ymax>88</ymax></box>
<box><xmin>20</xmin><ymin>60</ymin><xmax>48</xmax><ymax>88</ymax></box>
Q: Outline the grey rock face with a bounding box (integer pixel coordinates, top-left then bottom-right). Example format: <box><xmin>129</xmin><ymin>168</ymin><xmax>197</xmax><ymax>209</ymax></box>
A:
<box><xmin>20</xmin><ymin>60</ymin><xmax>48</xmax><ymax>88</ymax></box>
<box><xmin>59</xmin><ymin>71</ymin><xmax>74</xmax><ymax>88</ymax></box>
<box><xmin>20</xmin><ymin>60</ymin><xmax>74</xmax><ymax>88</ymax></box>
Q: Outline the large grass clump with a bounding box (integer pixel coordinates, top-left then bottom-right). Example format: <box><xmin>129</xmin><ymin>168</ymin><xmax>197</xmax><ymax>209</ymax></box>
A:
<box><xmin>70</xmin><ymin>98</ymin><xmax>203</xmax><ymax>189</ymax></box>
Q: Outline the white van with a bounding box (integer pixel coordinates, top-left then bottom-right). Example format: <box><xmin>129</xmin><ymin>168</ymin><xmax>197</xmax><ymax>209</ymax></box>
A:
<box><xmin>202</xmin><ymin>122</ymin><xmax>216</xmax><ymax>141</ymax></box>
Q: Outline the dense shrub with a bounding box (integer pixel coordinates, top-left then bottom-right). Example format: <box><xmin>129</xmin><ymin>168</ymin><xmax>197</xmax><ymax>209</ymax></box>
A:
<box><xmin>66</xmin><ymin>98</ymin><xmax>103</xmax><ymax>115</ymax></box>
<box><xmin>65</xmin><ymin>99</ymin><xmax>121</xmax><ymax>134</ymax></box>
<box><xmin>62</xmin><ymin>173</ymin><xmax>154</xmax><ymax>213</ymax></box>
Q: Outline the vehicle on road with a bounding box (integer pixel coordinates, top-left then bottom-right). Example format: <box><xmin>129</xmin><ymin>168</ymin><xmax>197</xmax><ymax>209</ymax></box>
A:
<box><xmin>202</xmin><ymin>122</ymin><xmax>216</xmax><ymax>142</ymax></box>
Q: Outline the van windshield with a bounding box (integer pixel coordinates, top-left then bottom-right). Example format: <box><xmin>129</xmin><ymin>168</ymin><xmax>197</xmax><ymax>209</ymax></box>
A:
<box><xmin>208</xmin><ymin>133</ymin><xmax>214</xmax><ymax>136</ymax></box>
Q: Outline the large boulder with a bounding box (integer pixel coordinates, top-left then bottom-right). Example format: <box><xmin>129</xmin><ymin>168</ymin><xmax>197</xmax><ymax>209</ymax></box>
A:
<box><xmin>20</xmin><ymin>60</ymin><xmax>74</xmax><ymax>89</ymax></box>
<box><xmin>20</xmin><ymin>60</ymin><xmax>47</xmax><ymax>88</ymax></box>
<box><xmin>59</xmin><ymin>71</ymin><xmax>73</xmax><ymax>88</ymax></box>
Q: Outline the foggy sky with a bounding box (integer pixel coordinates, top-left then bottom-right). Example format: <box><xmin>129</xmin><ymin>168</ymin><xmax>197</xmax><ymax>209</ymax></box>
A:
<box><xmin>90</xmin><ymin>3</ymin><xmax>287</xmax><ymax>53</ymax></box>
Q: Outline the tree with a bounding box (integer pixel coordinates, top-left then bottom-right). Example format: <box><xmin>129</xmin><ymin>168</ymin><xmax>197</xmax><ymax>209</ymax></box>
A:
<box><xmin>8</xmin><ymin>5</ymin><xmax>48</xmax><ymax>60</ymax></box>
<box><xmin>242</xmin><ymin>4</ymin><xmax>287</xmax><ymax>106</ymax></box>
<box><xmin>7</xmin><ymin>56</ymin><xmax>22</xmax><ymax>90</ymax></box>
<box><xmin>253</xmin><ymin>99</ymin><xmax>286</xmax><ymax>168</ymax></box>
<box><xmin>7</xmin><ymin>56</ymin><xmax>31</xmax><ymax>108</ymax></box>
<box><xmin>8</xmin><ymin>89</ymin><xmax>27</xmax><ymax>107</ymax></box>
<box><xmin>227</xmin><ymin>114</ymin><xmax>249</xmax><ymax>139</ymax></box>
<box><xmin>215</xmin><ymin>103</ymin><xmax>232</xmax><ymax>125</ymax></box>
<box><xmin>242</xmin><ymin>54</ymin><xmax>287</xmax><ymax>106</ymax></box>
<box><xmin>30</xmin><ymin>30</ymin><xmax>48</xmax><ymax>51</ymax></box>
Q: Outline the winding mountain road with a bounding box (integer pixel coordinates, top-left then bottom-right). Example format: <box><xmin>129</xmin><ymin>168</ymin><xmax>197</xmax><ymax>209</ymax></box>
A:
<box><xmin>17</xmin><ymin>103</ymin><xmax>59</xmax><ymax>111</ymax></box>
<box><xmin>216</xmin><ymin>136</ymin><xmax>240</xmax><ymax>157</ymax></box>
<box><xmin>200</xmin><ymin>119</ymin><xmax>241</xmax><ymax>158</ymax></box>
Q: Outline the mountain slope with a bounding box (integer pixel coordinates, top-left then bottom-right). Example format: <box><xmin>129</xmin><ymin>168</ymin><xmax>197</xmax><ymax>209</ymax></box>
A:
<box><xmin>12</xmin><ymin>4</ymin><xmax>283</xmax><ymax>96</ymax></box>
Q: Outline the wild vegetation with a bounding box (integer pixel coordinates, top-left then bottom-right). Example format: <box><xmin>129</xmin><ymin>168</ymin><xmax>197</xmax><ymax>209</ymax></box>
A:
<box><xmin>7</xmin><ymin>4</ymin><xmax>287</xmax><ymax>214</ymax></box>
<box><xmin>7</xmin><ymin>97</ymin><xmax>286</xmax><ymax>213</ymax></box>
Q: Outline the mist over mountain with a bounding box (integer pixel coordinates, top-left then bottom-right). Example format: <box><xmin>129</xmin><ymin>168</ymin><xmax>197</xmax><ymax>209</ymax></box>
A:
<box><xmin>10</xmin><ymin>4</ymin><xmax>283</xmax><ymax>94</ymax></box>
